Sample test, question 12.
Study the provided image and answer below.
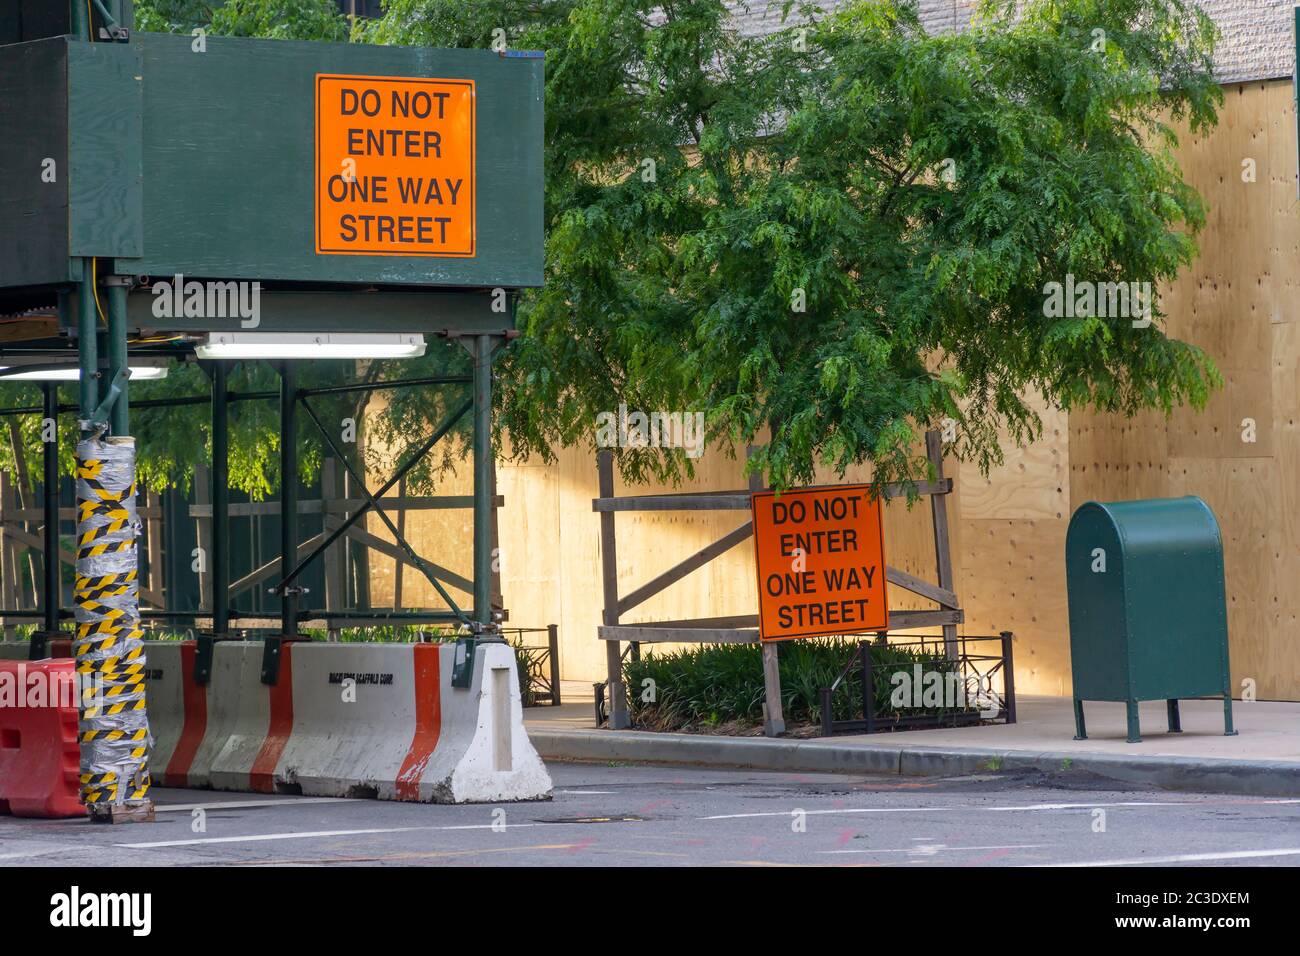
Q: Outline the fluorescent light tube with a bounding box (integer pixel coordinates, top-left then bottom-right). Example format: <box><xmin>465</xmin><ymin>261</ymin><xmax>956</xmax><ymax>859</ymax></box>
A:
<box><xmin>0</xmin><ymin>365</ymin><xmax>169</xmax><ymax>381</ymax></box>
<box><xmin>195</xmin><ymin>332</ymin><xmax>426</xmax><ymax>360</ymax></box>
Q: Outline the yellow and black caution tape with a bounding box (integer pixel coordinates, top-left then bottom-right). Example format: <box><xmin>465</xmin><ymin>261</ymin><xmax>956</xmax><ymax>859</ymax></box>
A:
<box><xmin>75</xmin><ymin>437</ymin><xmax>152</xmax><ymax>812</ymax></box>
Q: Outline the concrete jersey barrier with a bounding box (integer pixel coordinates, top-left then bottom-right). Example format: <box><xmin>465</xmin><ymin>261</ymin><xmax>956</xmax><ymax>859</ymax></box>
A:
<box><xmin>143</xmin><ymin>639</ymin><xmax>551</xmax><ymax>804</ymax></box>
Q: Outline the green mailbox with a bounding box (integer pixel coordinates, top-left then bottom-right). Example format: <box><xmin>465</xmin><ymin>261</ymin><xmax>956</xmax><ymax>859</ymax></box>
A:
<box><xmin>1065</xmin><ymin>496</ymin><xmax>1236</xmax><ymax>743</ymax></box>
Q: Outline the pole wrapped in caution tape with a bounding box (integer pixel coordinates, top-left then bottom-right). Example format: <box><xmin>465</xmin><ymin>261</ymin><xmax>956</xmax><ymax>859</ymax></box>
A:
<box><xmin>74</xmin><ymin>436</ymin><xmax>152</xmax><ymax>814</ymax></box>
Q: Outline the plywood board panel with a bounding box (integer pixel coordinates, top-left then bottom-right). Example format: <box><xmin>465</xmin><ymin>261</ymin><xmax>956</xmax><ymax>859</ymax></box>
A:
<box><xmin>1167</xmin><ymin>457</ymin><xmax>1287</xmax><ymax>698</ymax></box>
<box><xmin>553</xmin><ymin>444</ymin><xmax>608</xmax><ymax>680</ymax></box>
<box><xmin>1158</xmin><ymin>82</ymin><xmax>1276</xmax><ymax>368</ymax></box>
<box><xmin>1166</xmin><ymin>365</ymin><xmax>1274</xmax><ymax>458</ymax></box>
<box><xmin>1272</xmin><ymin>322</ymin><xmax>1300</xmax><ymax>548</ymax></box>
<box><xmin>1258</xmin><ymin>83</ymin><xmax>1300</xmax><ymax>324</ymax></box>
<box><xmin>1069</xmin><ymin>407</ymin><xmax>1170</xmax><ymax>504</ymax></box>
<box><xmin>959</xmin><ymin>518</ymin><xmax>1071</xmax><ymax>696</ymax></box>
<box><xmin>496</xmin><ymin>459</ymin><xmax>564</xmax><ymax>634</ymax></box>
<box><xmin>1269</xmin><ymin>321</ymin><xmax>1300</xmax><ymax>697</ymax></box>
<box><xmin>959</xmin><ymin>398</ymin><xmax>1068</xmax><ymax>520</ymax></box>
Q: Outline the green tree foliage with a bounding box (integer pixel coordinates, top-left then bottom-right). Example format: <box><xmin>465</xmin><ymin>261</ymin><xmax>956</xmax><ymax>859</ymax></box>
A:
<box><xmin>112</xmin><ymin>0</ymin><xmax>1221</xmax><ymax>495</ymax></box>
<box><xmin>135</xmin><ymin>0</ymin><xmax>351</xmax><ymax>40</ymax></box>
<box><xmin>370</xmin><ymin>0</ymin><xmax>1222</xmax><ymax>490</ymax></box>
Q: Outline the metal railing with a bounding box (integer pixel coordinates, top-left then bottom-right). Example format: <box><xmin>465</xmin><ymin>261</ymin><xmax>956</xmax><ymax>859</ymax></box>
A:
<box><xmin>819</xmin><ymin>632</ymin><xmax>1017</xmax><ymax>736</ymax></box>
<box><xmin>507</xmin><ymin>625</ymin><xmax>561</xmax><ymax>707</ymax></box>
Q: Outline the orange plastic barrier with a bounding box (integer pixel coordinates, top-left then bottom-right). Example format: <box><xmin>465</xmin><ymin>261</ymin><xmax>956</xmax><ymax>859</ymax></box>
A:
<box><xmin>0</xmin><ymin>659</ymin><xmax>82</xmax><ymax>818</ymax></box>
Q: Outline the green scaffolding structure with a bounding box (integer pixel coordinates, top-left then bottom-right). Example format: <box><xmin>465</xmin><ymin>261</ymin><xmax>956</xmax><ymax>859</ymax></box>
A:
<box><xmin>0</xmin><ymin>1</ymin><xmax>544</xmax><ymax>814</ymax></box>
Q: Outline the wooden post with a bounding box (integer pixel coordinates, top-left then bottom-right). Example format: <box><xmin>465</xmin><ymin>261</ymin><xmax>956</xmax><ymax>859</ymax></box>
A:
<box><xmin>748</xmin><ymin>448</ymin><xmax>785</xmax><ymax>736</ymax></box>
<box><xmin>761</xmin><ymin>642</ymin><xmax>786</xmax><ymax>736</ymax></box>
<box><xmin>925</xmin><ymin>429</ymin><xmax>959</xmax><ymax>659</ymax></box>
<box><xmin>345</xmin><ymin>469</ymin><xmax>372</xmax><ymax>611</ymax></box>
<box><xmin>597</xmin><ymin>450</ymin><xmax>629</xmax><ymax>729</ymax></box>
<box><xmin>547</xmin><ymin>623</ymin><xmax>562</xmax><ymax>706</ymax></box>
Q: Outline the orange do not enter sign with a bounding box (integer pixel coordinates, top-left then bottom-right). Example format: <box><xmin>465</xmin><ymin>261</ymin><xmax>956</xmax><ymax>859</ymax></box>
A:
<box><xmin>751</xmin><ymin>484</ymin><xmax>889</xmax><ymax>641</ymax></box>
<box><xmin>315</xmin><ymin>74</ymin><xmax>476</xmax><ymax>257</ymax></box>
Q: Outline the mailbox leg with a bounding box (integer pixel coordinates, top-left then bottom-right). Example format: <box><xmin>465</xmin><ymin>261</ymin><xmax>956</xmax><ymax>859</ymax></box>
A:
<box><xmin>1125</xmin><ymin>700</ymin><xmax>1142</xmax><ymax>743</ymax></box>
<box><xmin>1223</xmin><ymin>693</ymin><xmax>1238</xmax><ymax>737</ymax></box>
<box><xmin>1072</xmin><ymin>699</ymin><xmax>1087</xmax><ymax>740</ymax></box>
<box><xmin>1166</xmin><ymin>699</ymin><xmax>1182</xmax><ymax>733</ymax></box>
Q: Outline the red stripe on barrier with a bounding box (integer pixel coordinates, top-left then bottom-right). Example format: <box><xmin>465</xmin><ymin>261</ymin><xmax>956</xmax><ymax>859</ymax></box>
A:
<box><xmin>395</xmin><ymin>643</ymin><xmax>442</xmax><ymax>801</ymax></box>
<box><xmin>250</xmin><ymin>643</ymin><xmax>294</xmax><ymax>794</ymax></box>
<box><xmin>163</xmin><ymin>642</ymin><xmax>207</xmax><ymax>787</ymax></box>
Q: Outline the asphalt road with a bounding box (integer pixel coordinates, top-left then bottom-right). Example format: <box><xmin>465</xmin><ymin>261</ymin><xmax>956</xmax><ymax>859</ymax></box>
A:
<box><xmin>2</xmin><ymin>762</ymin><xmax>1298</xmax><ymax>867</ymax></box>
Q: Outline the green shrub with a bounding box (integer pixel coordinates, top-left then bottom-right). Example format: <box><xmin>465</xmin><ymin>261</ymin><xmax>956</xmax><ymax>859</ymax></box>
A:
<box><xmin>624</xmin><ymin>638</ymin><xmax>969</xmax><ymax>732</ymax></box>
<box><xmin>300</xmin><ymin>624</ymin><xmax>451</xmax><ymax>643</ymax></box>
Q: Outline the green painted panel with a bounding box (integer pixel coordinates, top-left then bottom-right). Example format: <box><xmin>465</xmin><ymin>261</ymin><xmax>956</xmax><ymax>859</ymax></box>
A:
<box><xmin>51</xmin><ymin>287</ymin><xmax>514</xmax><ymax>334</ymax></box>
<box><xmin>68</xmin><ymin>40</ymin><xmax>143</xmax><ymax>258</ymax></box>
<box><xmin>121</xmin><ymin>33</ymin><xmax>544</xmax><ymax>288</ymax></box>
<box><xmin>113</xmin><ymin>288</ymin><xmax>515</xmax><ymax>334</ymax></box>
<box><xmin>0</xmin><ymin>37</ymin><xmax>73</xmax><ymax>289</ymax></box>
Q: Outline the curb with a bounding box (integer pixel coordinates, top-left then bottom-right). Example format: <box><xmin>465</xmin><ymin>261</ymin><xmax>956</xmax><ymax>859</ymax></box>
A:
<box><xmin>528</xmin><ymin>728</ymin><xmax>1300</xmax><ymax>798</ymax></box>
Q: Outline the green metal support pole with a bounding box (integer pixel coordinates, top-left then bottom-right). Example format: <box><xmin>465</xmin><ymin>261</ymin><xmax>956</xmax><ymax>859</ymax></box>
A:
<box><xmin>106</xmin><ymin>277</ymin><xmax>129</xmax><ymax>436</ymax></box>
<box><xmin>279</xmin><ymin>361</ymin><xmax>298</xmax><ymax>638</ymax></box>
<box><xmin>77</xmin><ymin>268</ymin><xmax>98</xmax><ymax>430</ymax></box>
<box><xmin>452</xmin><ymin>333</ymin><xmax>501</xmax><ymax>688</ymax></box>
<box><xmin>195</xmin><ymin>361</ymin><xmax>229</xmax><ymax>684</ymax></box>
<box><xmin>71</xmin><ymin>0</ymin><xmax>89</xmax><ymax>40</ymax></box>
<box><xmin>212</xmin><ymin>362</ymin><xmax>229</xmax><ymax>638</ymax></box>
<box><xmin>263</xmin><ymin>362</ymin><xmax>298</xmax><ymax>684</ymax></box>
<box><xmin>473</xmin><ymin>333</ymin><xmax>493</xmax><ymax>627</ymax></box>
<box><xmin>33</xmin><ymin>382</ymin><xmax>60</xmax><ymax>660</ymax></box>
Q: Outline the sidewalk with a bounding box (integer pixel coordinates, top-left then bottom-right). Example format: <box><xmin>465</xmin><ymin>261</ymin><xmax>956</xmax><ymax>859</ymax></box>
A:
<box><xmin>525</xmin><ymin>691</ymin><xmax>1300</xmax><ymax>797</ymax></box>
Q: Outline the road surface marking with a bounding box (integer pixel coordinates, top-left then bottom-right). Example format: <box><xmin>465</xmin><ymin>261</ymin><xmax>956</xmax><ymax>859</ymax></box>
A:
<box><xmin>154</xmin><ymin>798</ymin><xmax>362</xmax><ymax>813</ymax></box>
<box><xmin>117</xmin><ymin>823</ymin><xmax>548</xmax><ymax>849</ymax></box>
<box><xmin>116</xmin><ymin>817</ymin><xmax>639</xmax><ymax>850</ymax></box>
<box><xmin>705</xmin><ymin>808</ymin><xmax>940</xmax><ymax>820</ymax></box>
<box><xmin>821</xmin><ymin>844</ymin><xmax>1049</xmax><ymax>855</ymax></box>
<box><xmin>702</xmin><ymin>797</ymin><xmax>1299</xmax><ymax>820</ymax></box>
<box><xmin>988</xmin><ymin>799</ymin><xmax>1300</xmax><ymax>811</ymax></box>
<box><xmin>985</xmin><ymin>801</ymin><xmax>1197</xmax><ymax>811</ymax></box>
